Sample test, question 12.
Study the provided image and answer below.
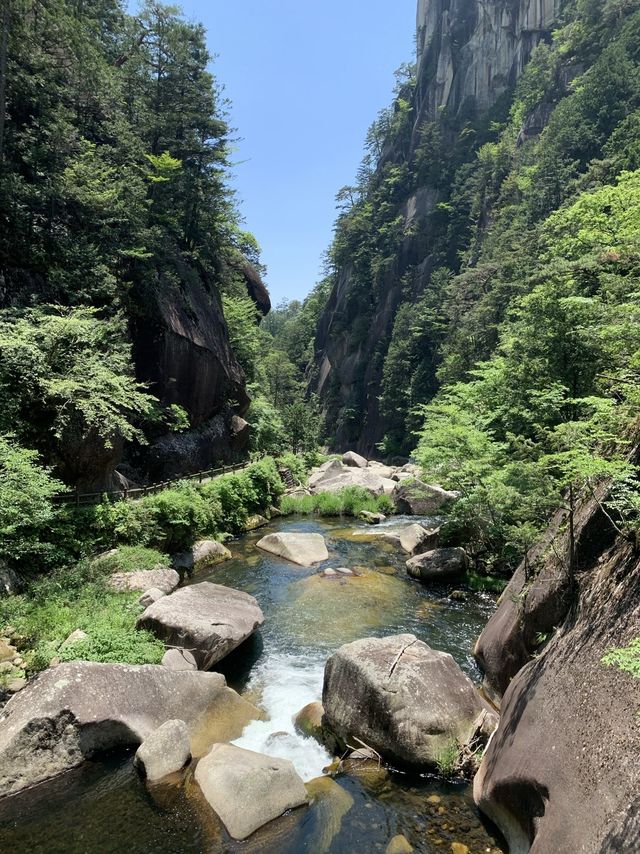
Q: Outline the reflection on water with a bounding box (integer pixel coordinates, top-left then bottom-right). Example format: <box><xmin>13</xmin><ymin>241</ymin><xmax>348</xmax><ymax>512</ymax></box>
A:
<box><xmin>0</xmin><ymin>515</ymin><xmax>505</xmax><ymax>853</ymax></box>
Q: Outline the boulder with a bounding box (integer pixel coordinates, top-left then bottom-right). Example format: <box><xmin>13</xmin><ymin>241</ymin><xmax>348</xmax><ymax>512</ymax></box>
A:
<box><xmin>0</xmin><ymin>661</ymin><xmax>244</xmax><ymax>796</ymax></box>
<box><xmin>245</xmin><ymin>514</ymin><xmax>268</xmax><ymax>531</ymax></box>
<box><xmin>322</xmin><ymin>634</ymin><xmax>493</xmax><ymax>770</ymax></box>
<box><xmin>381</xmin><ymin>477</ymin><xmax>398</xmax><ymax>497</ymax></box>
<box><xmin>406</xmin><ymin>548</ymin><xmax>469</xmax><ymax>583</ymax></box>
<box><xmin>172</xmin><ymin>540</ymin><xmax>231</xmax><ymax>576</ymax></box>
<box><xmin>60</xmin><ymin>629</ymin><xmax>88</xmax><ymax>649</ymax></box>
<box><xmin>0</xmin><ymin>563</ymin><xmax>22</xmax><ymax>597</ymax></box>
<box><xmin>137</xmin><ymin>583</ymin><xmax>264</xmax><ymax>670</ymax></box>
<box><xmin>194</xmin><ymin>743</ymin><xmax>308</xmax><ymax>840</ymax></box>
<box><xmin>139</xmin><ymin>587</ymin><xmax>166</xmax><ymax>608</ymax></box>
<box><xmin>342</xmin><ymin>451</ymin><xmax>368</xmax><ymax>468</ymax></box>
<box><xmin>0</xmin><ymin>640</ymin><xmax>16</xmax><ymax>663</ymax></box>
<box><xmin>367</xmin><ymin>462</ymin><xmax>396</xmax><ymax>479</ymax></box>
<box><xmin>108</xmin><ymin>568</ymin><xmax>179</xmax><ymax>595</ymax></box>
<box><xmin>386</xmin><ymin>835</ymin><xmax>414</xmax><ymax>854</ymax></box>
<box><xmin>256</xmin><ymin>533</ymin><xmax>328</xmax><ymax>567</ymax></box>
<box><xmin>399</xmin><ymin>523</ymin><xmax>432</xmax><ymax>555</ymax></box>
<box><xmin>309</xmin><ymin>462</ymin><xmax>390</xmax><ymax>497</ymax></box>
<box><xmin>359</xmin><ymin>511</ymin><xmax>386</xmax><ymax>525</ymax></box>
<box><xmin>134</xmin><ymin>719</ymin><xmax>191</xmax><ymax>781</ymax></box>
<box><xmin>293</xmin><ymin>701</ymin><xmax>326</xmax><ymax>744</ymax></box>
<box><xmin>394</xmin><ymin>480</ymin><xmax>457</xmax><ymax>515</ymax></box>
<box><xmin>162</xmin><ymin>648</ymin><xmax>197</xmax><ymax>671</ymax></box>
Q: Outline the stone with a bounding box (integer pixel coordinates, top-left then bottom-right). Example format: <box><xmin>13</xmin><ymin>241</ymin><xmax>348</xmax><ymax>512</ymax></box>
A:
<box><xmin>394</xmin><ymin>480</ymin><xmax>457</xmax><ymax>516</ymax></box>
<box><xmin>256</xmin><ymin>532</ymin><xmax>329</xmax><ymax>567</ymax></box>
<box><xmin>334</xmin><ymin>567</ymin><xmax>353</xmax><ymax>576</ymax></box>
<box><xmin>162</xmin><ymin>648</ymin><xmax>198</xmax><ymax>671</ymax></box>
<box><xmin>304</xmin><ymin>776</ymin><xmax>354</xmax><ymax>852</ymax></box>
<box><xmin>322</xmin><ymin>634</ymin><xmax>493</xmax><ymax>770</ymax></box>
<box><xmin>0</xmin><ymin>661</ymin><xmax>241</xmax><ymax>796</ymax></box>
<box><xmin>450</xmin><ymin>845</ymin><xmax>469</xmax><ymax>854</ymax></box>
<box><xmin>406</xmin><ymin>548</ymin><xmax>469</xmax><ymax>584</ymax></box>
<box><xmin>342</xmin><ymin>451</ymin><xmax>368</xmax><ymax>468</ymax></box>
<box><xmin>60</xmin><ymin>629</ymin><xmax>88</xmax><ymax>649</ymax></box>
<box><xmin>308</xmin><ymin>462</ymin><xmax>390</xmax><ymax>497</ymax></box>
<box><xmin>7</xmin><ymin>678</ymin><xmax>26</xmax><ymax>694</ymax></box>
<box><xmin>359</xmin><ymin>511</ymin><xmax>386</xmax><ymax>524</ymax></box>
<box><xmin>322</xmin><ymin>568</ymin><xmax>338</xmax><ymax>577</ymax></box>
<box><xmin>108</xmin><ymin>568</ymin><xmax>179</xmax><ymax>595</ymax></box>
<box><xmin>386</xmin><ymin>835</ymin><xmax>414</xmax><ymax>854</ymax></box>
<box><xmin>139</xmin><ymin>587</ymin><xmax>166</xmax><ymax>608</ymax></box>
<box><xmin>194</xmin><ymin>743</ymin><xmax>308</xmax><ymax>840</ymax></box>
<box><xmin>134</xmin><ymin>719</ymin><xmax>191</xmax><ymax>781</ymax></box>
<box><xmin>0</xmin><ymin>640</ymin><xmax>16</xmax><ymax>663</ymax></box>
<box><xmin>399</xmin><ymin>523</ymin><xmax>432</xmax><ymax>555</ymax></box>
<box><xmin>293</xmin><ymin>701</ymin><xmax>325</xmax><ymax>743</ymax></box>
<box><xmin>367</xmin><ymin>462</ymin><xmax>396</xmax><ymax>479</ymax></box>
<box><xmin>0</xmin><ymin>563</ymin><xmax>22</xmax><ymax>598</ymax></box>
<box><xmin>245</xmin><ymin>514</ymin><xmax>268</xmax><ymax>531</ymax></box>
<box><xmin>172</xmin><ymin>540</ymin><xmax>231</xmax><ymax>576</ymax></box>
<box><xmin>137</xmin><ymin>583</ymin><xmax>264</xmax><ymax>670</ymax></box>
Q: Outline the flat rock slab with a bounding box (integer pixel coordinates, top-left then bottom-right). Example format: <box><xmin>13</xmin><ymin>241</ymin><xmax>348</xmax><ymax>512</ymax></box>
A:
<box><xmin>323</xmin><ymin>634</ymin><xmax>494</xmax><ymax>770</ymax></box>
<box><xmin>137</xmin><ymin>582</ymin><xmax>264</xmax><ymax>669</ymax></box>
<box><xmin>108</xmin><ymin>568</ymin><xmax>179</xmax><ymax>595</ymax></box>
<box><xmin>256</xmin><ymin>533</ymin><xmax>329</xmax><ymax>567</ymax></box>
<box><xmin>0</xmin><ymin>662</ymin><xmax>237</xmax><ymax>796</ymax></box>
<box><xmin>195</xmin><ymin>743</ymin><xmax>308</xmax><ymax>840</ymax></box>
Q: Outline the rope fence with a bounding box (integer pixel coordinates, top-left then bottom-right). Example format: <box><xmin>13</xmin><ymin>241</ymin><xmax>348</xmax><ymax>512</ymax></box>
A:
<box><xmin>53</xmin><ymin>461</ymin><xmax>252</xmax><ymax>507</ymax></box>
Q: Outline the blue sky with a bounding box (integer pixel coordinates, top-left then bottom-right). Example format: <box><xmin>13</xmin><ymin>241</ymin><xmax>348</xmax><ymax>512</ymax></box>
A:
<box><xmin>155</xmin><ymin>1</ymin><xmax>417</xmax><ymax>305</ymax></box>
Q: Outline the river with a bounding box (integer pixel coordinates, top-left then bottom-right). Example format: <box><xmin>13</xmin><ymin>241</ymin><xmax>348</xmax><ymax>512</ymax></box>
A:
<box><xmin>0</xmin><ymin>515</ymin><xmax>506</xmax><ymax>853</ymax></box>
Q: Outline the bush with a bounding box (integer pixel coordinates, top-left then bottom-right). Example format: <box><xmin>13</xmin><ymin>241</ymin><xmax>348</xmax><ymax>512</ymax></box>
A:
<box><xmin>91</xmin><ymin>545</ymin><xmax>170</xmax><ymax>574</ymax></box>
<box><xmin>280</xmin><ymin>486</ymin><xmax>392</xmax><ymax>517</ymax></box>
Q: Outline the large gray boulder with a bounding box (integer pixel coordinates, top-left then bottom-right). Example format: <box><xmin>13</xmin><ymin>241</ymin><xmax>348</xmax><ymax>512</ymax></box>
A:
<box><xmin>134</xmin><ymin>719</ymin><xmax>191</xmax><ymax>781</ymax></box>
<box><xmin>173</xmin><ymin>539</ymin><xmax>231</xmax><ymax>576</ymax></box>
<box><xmin>0</xmin><ymin>662</ymin><xmax>242</xmax><ymax>796</ymax></box>
<box><xmin>137</xmin><ymin>583</ymin><xmax>264</xmax><ymax>670</ymax></box>
<box><xmin>194</xmin><ymin>743</ymin><xmax>308</xmax><ymax>840</ymax></box>
<box><xmin>256</xmin><ymin>533</ymin><xmax>328</xmax><ymax>567</ymax></box>
<box><xmin>108</xmin><ymin>568</ymin><xmax>179</xmax><ymax>594</ymax></box>
<box><xmin>394</xmin><ymin>480</ymin><xmax>457</xmax><ymax>515</ymax></box>
<box><xmin>406</xmin><ymin>548</ymin><xmax>469</xmax><ymax>583</ymax></box>
<box><xmin>308</xmin><ymin>462</ymin><xmax>392</xmax><ymax>498</ymax></box>
<box><xmin>342</xmin><ymin>451</ymin><xmax>368</xmax><ymax>468</ymax></box>
<box><xmin>399</xmin><ymin>523</ymin><xmax>432</xmax><ymax>555</ymax></box>
<box><xmin>323</xmin><ymin>634</ymin><xmax>494</xmax><ymax>770</ymax></box>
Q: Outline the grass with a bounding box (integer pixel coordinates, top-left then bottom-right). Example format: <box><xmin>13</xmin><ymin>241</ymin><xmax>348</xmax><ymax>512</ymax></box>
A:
<box><xmin>280</xmin><ymin>486</ymin><xmax>394</xmax><ymax>518</ymax></box>
<box><xmin>435</xmin><ymin>737</ymin><xmax>460</xmax><ymax>776</ymax></box>
<box><xmin>90</xmin><ymin>545</ymin><xmax>171</xmax><ymax>574</ymax></box>
<box><xmin>467</xmin><ymin>571</ymin><xmax>508</xmax><ymax>594</ymax></box>
<box><xmin>0</xmin><ymin>559</ymin><xmax>164</xmax><ymax>673</ymax></box>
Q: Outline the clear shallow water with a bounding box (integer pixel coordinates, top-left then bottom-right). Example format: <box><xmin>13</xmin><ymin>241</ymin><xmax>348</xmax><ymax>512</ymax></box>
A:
<box><xmin>0</xmin><ymin>515</ymin><xmax>506</xmax><ymax>853</ymax></box>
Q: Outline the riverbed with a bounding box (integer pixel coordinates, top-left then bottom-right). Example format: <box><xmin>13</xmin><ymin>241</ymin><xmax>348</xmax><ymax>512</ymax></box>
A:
<box><xmin>0</xmin><ymin>515</ymin><xmax>506</xmax><ymax>853</ymax></box>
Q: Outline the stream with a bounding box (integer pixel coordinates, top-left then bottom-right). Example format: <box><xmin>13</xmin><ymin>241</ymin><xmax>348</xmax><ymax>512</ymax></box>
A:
<box><xmin>0</xmin><ymin>515</ymin><xmax>506</xmax><ymax>853</ymax></box>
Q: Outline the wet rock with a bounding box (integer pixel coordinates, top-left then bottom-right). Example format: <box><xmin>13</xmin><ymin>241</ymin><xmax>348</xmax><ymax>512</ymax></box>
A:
<box><xmin>343</xmin><ymin>451</ymin><xmax>368</xmax><ymax>468</ymax></box>
<box><xmin>451</xmin><ymin>844</ymin><xmax>469</xmax><ymax>854</ymax></box>
<box><xmin>394</xmin><ymin>480</ymin><xmax>457</xmax><ymax>516</ymax></box>
<box><xmin>334</xmin><ymin>567</ymin><xmax>354</xmax><ymax>576</ymax></box>
<box><xmin>134</xmin><ymin>719</ymin><xmax>191</xmax><ymax>781</ymax></box>
<box><xmin>162</xmin><ymin>648</ymin><xmax>198</xmax><ymax>671</ymax></box>
<box><xmin>245</xmin><ymin>514</ymin><xmax>269</xmax><ymax>531</ymax></box>
<box><xmin>359</xmin><ymin>510</ymin><xmax>386</xmax><ymax>524</ymax></box>
<box><xmin>399</xmin><ymin>524</ymin><xmax>432</xmax><ymax>555</ymax></box>
<box><xmin>194</xmin><ymin>743</ymin><xmax>308</xmax><ymax>840</ymax></box>
<box><xmin>138</xmin><ymin>582</ymin><xmax>264</xmax><ymax>670</ymax></box>
<box><xmin>139</xmin><ymin>587</ymin><xmax>167</xmax><ymax>608</ymax></box>
<box><xmin>293</xmin><ymin>701</ymin><xmax>325</xmax><ymax>743</ymax></box>
<box><xmin>323</xmin><ymin>634</ymin><xmax>493</xmax><ymax>771</ymax></box>
<box><xmin>108</xmin><ymin>568</ymin><xmax>180</xmax><ymax>595</ymax></box>
<box><xmin>173</xmin><ymin>540</ymin><xmax>232</xmax><ymax>576</ymax></box>
<box><xmin>256</xmin><ymin>532</ymin><xmax>329</xmax><ymax>567</ymax></box>
<box><xmin>305</xmin><ymin>776</ymin><xmax>354</xmax><ymax>851</ymax></box>
<box><xmin>406</xmin><ymin>548</ymin><xmax>469</xmax><ymax>584</ymax></box>
<box><xmin>0</xmin><ymin>563</ymin><xmax>22</xmax><ymax>598</ymax></box>
<box><xmin>0</xmin><ymin>661</ymin><xmax>241</xmax><ymax>796</ymax></box>
<box><xmin>386</xmin><ymin>835</ymin><xmax>413</xmax><ymax>854</ymax></box>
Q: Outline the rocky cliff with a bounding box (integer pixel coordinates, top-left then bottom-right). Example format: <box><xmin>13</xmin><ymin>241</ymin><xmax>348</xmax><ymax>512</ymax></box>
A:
<box><xmin>473</xmin><ymin>477</ymin><xmax>640</xmax><ymax>852</ymax></box>
<box><xmin>312</xmin><ymin>0</ymin><xmax>560</xmax><ymax>455</ymax></box>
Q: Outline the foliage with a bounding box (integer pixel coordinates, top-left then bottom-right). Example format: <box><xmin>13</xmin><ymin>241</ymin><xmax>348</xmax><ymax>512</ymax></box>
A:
<box><xmin>602</xmin><ymin>637</ymin><xmax>640</xmax><ymax>678</ymax></box>
<box><xmin>90</xmin><ymin>546</ymin><xmax>171</xmax><ymax>574</ymax></box>
<box><xmin>280</xmin><ymin>487</ymin><xmax>393</xmax><ymax>518</ymax></box>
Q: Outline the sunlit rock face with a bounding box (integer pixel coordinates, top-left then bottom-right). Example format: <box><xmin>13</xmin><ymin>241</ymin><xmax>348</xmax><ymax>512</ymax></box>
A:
<box><xmin>312</xmin><ymin>0</ymin><xmax>560</xmax><ymax>455</ymax></box>
<box><xmin>416</xmin><ymin>0</ymin><xmax>560</xmax><ymax>120</ymax></box>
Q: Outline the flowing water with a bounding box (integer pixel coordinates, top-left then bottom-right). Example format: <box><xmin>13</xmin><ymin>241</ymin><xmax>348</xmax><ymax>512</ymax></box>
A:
<box><xmin>0</xmin><ymin>516</ymin><xmax>506</xmax><ymax>853</ymax></box>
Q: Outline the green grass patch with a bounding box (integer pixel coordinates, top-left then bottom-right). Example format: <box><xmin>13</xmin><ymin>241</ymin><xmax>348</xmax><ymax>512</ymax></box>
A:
<box><xmin>602</xmin><ymin>637</ymin><xmax>640</xmax><ymax>678</ymax></box>
<box><xmin>280</xmin><ymin>486</ymin><xmax>394</xmax><ymax>518</ymax></box>
<box><xmin>91</xmin><ymin>545</ymin><xmax>170</xmax><ymax>574</ymax></box>
<box><xmin>435</xmin><ymin>737</ymin><xmax>460</xmax><ymax>776</ymax></box>
<box><xmin>0</xmin><ymin>560</ymin><xmax>164</xmax><ymax>673</ymax></box>
<box><xmin>467</xmin><ymin>571</ymin><xmax>508</xmax><ymax>594</ymax></box>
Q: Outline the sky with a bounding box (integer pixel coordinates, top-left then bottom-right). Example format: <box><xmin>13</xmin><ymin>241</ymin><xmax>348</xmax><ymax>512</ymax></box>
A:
<box><xmin>156</xmin><ymin>0</ymin><xmax>417</xmax><ymax>305</ymax></box>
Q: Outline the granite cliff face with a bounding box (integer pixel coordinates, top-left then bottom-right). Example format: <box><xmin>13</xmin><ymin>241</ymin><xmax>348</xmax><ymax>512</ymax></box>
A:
<box><xmin>312</xmin><ymin>0</ymin><xmax>560</xmax><ymax>455</ymax></box>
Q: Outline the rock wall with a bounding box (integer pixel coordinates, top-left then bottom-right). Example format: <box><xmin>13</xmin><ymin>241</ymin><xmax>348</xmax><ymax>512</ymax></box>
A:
<box><xmin>312</xmin><ymin>0</ymin><xmax>560</xmax><ymax>455</ymax></box>
<box><xmin>473</xmin><ymin>481</ymin><xmax>640</xmax><ymax>852</ymax></box>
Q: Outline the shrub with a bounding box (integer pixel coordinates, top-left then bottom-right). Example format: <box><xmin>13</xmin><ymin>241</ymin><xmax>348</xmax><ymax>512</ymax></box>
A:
<box><xmin>280</xmin><ymin>486</ymin><xmax>392</xmax><ymax>517</ymax></box>
<box><xmin>91</xmin><ymin>545</ymin><xmax>170</xmax><ymax>574</ymax></box>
